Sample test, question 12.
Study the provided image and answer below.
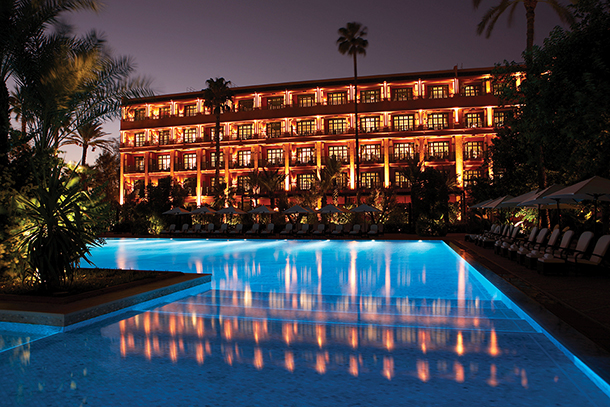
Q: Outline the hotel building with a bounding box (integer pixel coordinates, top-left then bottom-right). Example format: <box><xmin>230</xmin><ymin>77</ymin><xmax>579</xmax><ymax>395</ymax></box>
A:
<box><xmin>119</xmin><ymin>66</ymin><xmax>509</xmax><ymax>207</ymax></box>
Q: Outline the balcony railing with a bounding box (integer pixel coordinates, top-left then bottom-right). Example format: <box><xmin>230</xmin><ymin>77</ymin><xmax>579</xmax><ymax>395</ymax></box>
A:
<box><xmin>389</xmin><ymin>153</ymin><xmax>419</xmax><ymax>163</ymax></box>
<box><xmin>124</xmin><ymin>165</ymin><xmax>145</xmax><ymax>174</ymax></box>
<box><xmin>321</xmin><ymin>155</ymin><xmax>350</xmax><ymax>165</ymax></box>
<box><xmin>149</xmin><ymin>164</ymin><xmax>171</xmax><ymax>173</ymax></box>
<box><xmin>463</xmin><ymin>151</ymin><xmax>485</xmax><ymax>160</ymax></box>
<box><xmin>290</xmin><ymin>158</ymin><xmax>316</xmax><ymax>166</ymax></box>
<box><xmin>425</xmin><ymin>152</ymin><xmax>456</xmax><ymax>162</ymax></box>
<box><xmin>261</xmin><ymin>159</ymin><xmax>284</xmax><ymax>167</ymax></box>
<box><xmin>230</xmin><ymin>160</ymin><xmax>254</xmax><ymax>169</ymax></box>
<box><xmin>360</xmin><ymin>154</ymin><xmax>384</xmax><ymax>164</ymax></box>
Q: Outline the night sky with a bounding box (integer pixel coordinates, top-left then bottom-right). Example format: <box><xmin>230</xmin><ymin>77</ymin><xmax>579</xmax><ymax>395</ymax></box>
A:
<box><xmin>62</xmin><ymin>0</ymin><xmax>570</xmax><ymax>162</ymax></box>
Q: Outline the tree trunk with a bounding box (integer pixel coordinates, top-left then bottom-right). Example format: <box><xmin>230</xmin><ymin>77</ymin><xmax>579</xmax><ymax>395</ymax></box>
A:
<box><xmin>524</xmin><ymin>0</ymin><xmax>537</xmax><ymax>63</ymax></box>
<box><xmin>0</xmin><ymin>80</ymin><xmax>10</xmax><ymax>166</ymax></box>
<box><xmin>353</xmin><ymin>53</ymin><xmax>360</xmax><ymax>203</ymax></box>
<box><xmin>81</xmin><ymin>143</ymin><xmax>88</xmax><ymax>166</ymax></box>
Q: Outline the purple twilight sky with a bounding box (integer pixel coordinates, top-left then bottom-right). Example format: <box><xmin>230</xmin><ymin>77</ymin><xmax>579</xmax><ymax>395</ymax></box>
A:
<box><xmin>61</xmin><ymin>0</ymin><xmax>570</xmax><ymax>163</ymax></box>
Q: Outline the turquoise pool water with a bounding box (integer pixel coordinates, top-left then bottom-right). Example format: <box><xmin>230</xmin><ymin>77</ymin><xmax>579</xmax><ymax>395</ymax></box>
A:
<box><xmin>0</xmin><ymin>238</ymin><xmax>609</xmax><ymax>406</ymax></box>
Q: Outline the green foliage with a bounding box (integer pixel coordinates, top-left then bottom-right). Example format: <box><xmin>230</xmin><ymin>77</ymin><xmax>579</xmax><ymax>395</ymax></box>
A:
<box><xmin>13</xmin><ymin>158</ymin><xmax>104</xmax><ymax>292</ymax></box>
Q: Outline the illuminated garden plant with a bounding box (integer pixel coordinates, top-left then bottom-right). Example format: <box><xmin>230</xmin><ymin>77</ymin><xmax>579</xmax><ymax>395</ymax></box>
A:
<box><xmin>14</xmin><ymin>159</ymin><xmax>103</xmax><ymax>292</ymax></box>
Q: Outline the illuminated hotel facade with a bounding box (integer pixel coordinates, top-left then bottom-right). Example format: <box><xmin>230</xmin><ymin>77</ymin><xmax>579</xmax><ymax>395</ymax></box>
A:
<box><xmin>119</xmin><ymin>67</ymin><xmax>509</xmax><ymax>206</ymax></box>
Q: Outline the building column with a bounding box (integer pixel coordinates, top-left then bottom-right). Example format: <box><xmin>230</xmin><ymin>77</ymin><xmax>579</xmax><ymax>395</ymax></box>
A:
<box><xmin>316</xmin><ymin>141</ymin><xmax>322</xmax><ymax>179</ymax></box>
<box><xmin>349</xmin><ymin>140</ymin><xmax>355</xmax><ymax>189</ymax></box>
<box><xmin>284</xmin><ymin>143</ymin><xmax>291</xmax><ymax>191</ymax></box>
<box><xmin>144</xmin><ymin>151</ymin><xmax>150</xmax><ymax>186</ymax></box>
<box><xmin>455</xmin><ymin>135</ymin><xmax>464</xmax><ymax>188</ymax></box>
<box><xmin>196</xmin><ymin>149</ymin><xmax>202</xmax><ymax>205</ymax></box>
<box><xmin>418</xmin><ymin>137</ymin><xmax>426</xmax><ymax>164</ymax></box>
<box><xmin>383</xmin><ymin>138</ymin><xmax>390</xmax><ymax>188</ymax></box>
<box><xmin>119</xmin><ymin>153</ymin><xmax>125</xmax><ymax>205</ymax></box>
<box><xmin>223</xmin><ymin>146</ymin><xmax>231</xmax><ymax>187</ymax></box>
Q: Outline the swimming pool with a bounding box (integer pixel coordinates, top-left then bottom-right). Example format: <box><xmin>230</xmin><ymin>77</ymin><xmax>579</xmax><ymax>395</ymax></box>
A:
<box><xmin>0</xmin><ymin>238</ymin><xmax>609</xmax><ymax>406</ymax></box>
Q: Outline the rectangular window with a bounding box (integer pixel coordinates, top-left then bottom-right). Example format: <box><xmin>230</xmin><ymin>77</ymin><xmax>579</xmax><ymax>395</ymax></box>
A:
<box><xmin>393</xmin><ymin>114</ymin><xmax>415</xmax><ymax>131</ymax></box>
<box><xmin>267</xmin><ymin>96</ymin><xmax>284</xmax><ymax>110</ymax></box>
<box><xmin>211</xmin><ymin>152</ymin><xmax>224</xmax><ymax>168</ymax></box>
<box><xmin>394</xmin><ymin>172</ymin><xmax>411</xmax><ymax>188</ymax></box>
<box><xmin>266</xmin><ymin>122</ymin><xmax>282</xmax><ymax>138</ymax></box>
<box><xmin>361</xmin><ymin>172</ymin><xmax>381</xmax><ymax>189</ymax></box>
<box><xmin>429</xmin><ymin>85</ymin><xmax>449</xmax><ymax>99</ymax></box>
<box><xmin>361</xmin><ymin>144</ymin><xmax>382</xmax><ymax>162</ymax></box>
<box><xmin>464</xmin><ymin>169</ymin><xmax>484</xmax><ymax>186</ymax></box>
<box><xmin>327</xmin><ymin>92</ymin><xmax>347</xmax><ymax>105</ymax></box>
<box><xmin>297</xmin><ymin>94</ymin><xmax>315</xmax><ymax>107</ymax></box>
<box><xmin>462</xmin><ymin>84</ymin><xmax>480</xmax><ymax>97</ymax></box>
<box><xmin>427</xmin><ymin>141</ymin><xmax>450</xmax><ymax>160</ymax></box>
<box><xmin>239</xmin><ymin>99</ymin><xmax>254</xmax><ymax>111</ymax></box>
<box><xmin>159</xmin><ymin>106</ymin><xmax>171</xmax><ymax>118</ymax></box>
<box><xmin>237</xmin><ymin>124</ymin><xmax>253</xmax><ymax>140</ymax></box>
<box><xmin>297</xmin><ymin>173</ymin><xmax>315</xmax><ymax>190</ymax></box>
<box><xmin>210</xmin><ymin>127</ymin><xmax>224</xmax><ymax>141</ymax></box>
<box><xmin>393</xmin><ymin>143</ymin><xmax>416</xmax><ymax>161</ymax></box>
<box><xmin>184</xmin><ymin>128</ymin><xmax>197</xmax><ymax>143</ymax></box>
<box><xmin>464</xmin><ymin>141</ymin><xmax>485</xmax><ymax>160</ymax></box>
<box><xmin>135</xmin><ymin>132</ymin><xmax>146</xmax><ymax>147</ymax></box>
<box><xmin>360</xmin><ymin>89</ymin><xmax>381</xmax><ymax>103</ymax></box>
<box><xmin>266</xmin><ymin>148</ymin><xmax>284</xmax><ymax>166</ymax></box>
<box><xmin>183</xmin><ymin>153</ymin><xmax>197</xmax><ymax>170</ymax></box>
<box><xmin>465</xmin><ymin>113</ymin><xmax>483</xmax><ymax>128</ymax></box>
<box><xmin>237</xmin><ymin>150</ymin><xmax>251</xmax><ymax>167</ymax></box>
<box><xmin>427</xmin><ymin>113</ymin><xmax>449</xmax><ymax>130</ymax></box>
<box><xmin>159</xmin><ymin>130</ymin><xmax>171</xmax><ymax>145</ymax></box>
<box><xmin>134</xmin><ymin>108</ymin><xmax>146</xmax><ymax>121</ymax></box>
<box><xmin>494</xmin><ymin>110</ymin><xmax>511</xmax><ymax>127</ymax></box>
<box><xmin>336</xmin><ymin>172</ymin><xmax>349</xmax><ymax>189</ymax></box>
<box><xmin>134</xmin><ymin>156</ymin><xmax>145</xmax><ymax>172</ymax></box>
<box><xmin>328</xmin><ymin>145</ymin><xmax>349</xmax><ymax>163</ymax></box>
<box><xmin>157</xmin><ymin>155</ymin><xmax>170</xmax><ymax>171</ymax></box>
<box><xmin>492</xmin><ymin>82</ymin><xmax>503</xmax><ymax>96</ymax></box>
<box><xmin>297</xmin><ymin>120</ymin><xmax>315</xmax><ymax>136</ymax></box>
<box><xmin>360</xmin><ymin>116</ymin><xmax>380</xmax><ymax>133</ymax></box>
<box><xmin>327</xmin><ymin>118</ymin><xmax>346</xmax><ymax>134</ymax></box>
<box><xmin>296</xmin><ymin>147</ymin><xmax>315</xmax><ymax>165</ymax></box>
<box><xmin>237</xmin><ymin>175</ymin><xmax>251</xmax><ymax>192</ymax></box>
<box><xmin>392</xmin><ymin>87</ymin><xmax>413</xmax><ymax>101</ymax></box>
<box><xmin>184</xmin><ymin>104</ymin><xmax>197</xmax><ymax>117</ymax></box>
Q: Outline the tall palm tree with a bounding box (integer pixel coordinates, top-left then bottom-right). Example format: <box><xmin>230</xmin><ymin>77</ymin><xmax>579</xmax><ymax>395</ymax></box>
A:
<box><xmin>203</xmin><ymin>77</ymin><xmax>234</xmax><ymax>193</ymax></box>
<box><xmin>0</xmin><ymin>0</ymin><xmax>100</xmax><ymax>164</ymax></box>
<box><xmin>61</xmin><ymin>121</ymin><xmax>110</xmax><ymax>165</ymax></box>
<box><xmin>337</xmin><ymin>22</ymin><xmax>368</xmax><ymax>201</ymax></box>
<box><xmin>473</xmin><ymin>0</ymin><xmax>574</xmax><ymax>55</ymax></box>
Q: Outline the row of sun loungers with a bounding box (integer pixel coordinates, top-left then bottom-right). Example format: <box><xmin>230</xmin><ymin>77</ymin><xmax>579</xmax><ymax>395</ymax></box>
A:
<box><xmin>161</xmin><ymin>223</ymin><xmax>383</xmax><ymax>237</ymax></box>
<box><xmin>467</xmin><ymin>223</ymin><xmax>610</xmax><ymax>274</ymax></box>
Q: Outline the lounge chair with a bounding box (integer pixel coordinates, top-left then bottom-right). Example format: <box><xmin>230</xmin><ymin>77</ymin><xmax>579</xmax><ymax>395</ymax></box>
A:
<box><xmin>349</xmin><ymin>224</ymin><xmax>361</xmax><ymax>236</ymax></box>
<box><xmin>214</xmin><ymin>224</ymin><xmax>228</xmax><ymax>234</ymax></box>
<box><xmin>518</xmin><ymin>228</ymin><xmax>549</xmax><ymax>265</ymax></box>
<box><xmin>261</xmin><ymin>223</ymin><xmax>275</xmax><ymax>236</ymax></box>
<box><xmin>481</xmin><ymin>224</ymin><xmax>511</xmax><ymax>248</ymax></box>
<box><xmin>524</xmin><ymin>228</ymin><xmax>562</xmax><ymax>268</ymax></box>
<box><xmin>572</xmin><ymin>235</ymin><xmax>610</xmax><ymax>272</ymax></box>
<box><xmin>296</xmin><ymin>224</ymin><xmax>310</xmax><ymax>236</ymax></box>
<box><xmin>476</xmin><ymin>224</ymin><xmax>505</xmax><ymax>246</ymax></box>
<box><xmin>161</xmin><ymin>224</ymin><xmax>176</xmax><ymax>234</ymax></box>
<box><xmin>229</xmin><ymin>224</ymin><xmax>244</xmax><ymax>235</ymax></box>
<box><xmin>200</xmin><ymin>223</ymin><xmax>215</xmax><ymax>235</ymax></box>
<box><xmin>368</xmin><ymin>224</ymin><xmax>379</xmax><ymax>236</ymax></box>
<box><xmin>312</xmin><ymin>224</ymin><xmax>326</xmax><ymax>236</ymax></box>
<box><xmin>343</xmin><ymin>224</ymin><xmax>352</xmax><ymax>235</ymax></box>
<box><xmin>507</xmin><ymin>227</ymin><xmax>538</xmax><ymax>261</ymax></box>
<box><xmin>495</xmin><ymin>226</ymin><xmax>521</xmax><ymax>254</ymax></box>
<box><xmin>178</xmin><ymin>223</ymin><xmax>189</xmax><ymax>234</ymax></box>
<box><xmin>465</xmin><ymin>223</ymin><xmax>498</xmax><ymax>243</ymax></box>
<box><xmin>245</xmin><ymin>223</ymin><xmax>260</xmax><ymax>235</ymax></box>
<box><xmin>279</xmin><ymin>223</ymin><xmax>293</xmax><ymax>235</ymax></box>
<box><xmin>331</xmin><ymin>224</ymin><xmax>343</xmax><ymax>236</ymax></box>
<box><xmin>538</xmin><ymin>231</ymin><xmax>595</xmax><ymax>275</ymax></box>
<box><xmin>187</xmin><ymin>224</ymin><xmax>202</xmax><ymax>234</ymax></box>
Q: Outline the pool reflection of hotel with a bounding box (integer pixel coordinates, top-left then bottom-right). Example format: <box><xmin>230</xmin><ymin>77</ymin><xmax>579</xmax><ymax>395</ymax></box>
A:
<box><xmin>119</xmin><ymin>67</ymin><xmax>511</xmax><ymax>206</ymax></box>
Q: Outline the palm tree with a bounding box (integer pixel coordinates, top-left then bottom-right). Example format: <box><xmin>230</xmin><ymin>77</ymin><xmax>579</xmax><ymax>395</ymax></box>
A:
<box><xmin>258</xmin><ymin>167</ymin><xmax>286</xmax><ymax>208</ymax></box>
<box><xmin>0</xmin><ymin>0</ymin><xmax>101</xmax><ymax>164</ymax></box>
<box><xmin>203</xmin><ymin>77</ymin><xmax>234</xmax><ymax>194</ymax></box>
<box><xmin>62</xmin><ymin>121</ymin><xmax>110</xmax><ymax>165</ymax></box>
<box><xmin>316</xmin><ymin>157</ymin><xmax>343</xmax><ymax>205</ymax></box>
<box><xmin>337</xmin><ymin>22</ymin><xmax>368</xmax><ymax>201</ymax></box>
<box><xmin>473</xmin><ymin>0</ymin><xmax>574</xmax><ymax>55</ymax></box>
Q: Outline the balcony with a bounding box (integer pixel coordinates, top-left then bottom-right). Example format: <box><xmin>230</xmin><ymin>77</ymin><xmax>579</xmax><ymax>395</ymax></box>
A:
<box><xmin>149</xmin><ymin>164</ymin><xmax>171</xmax><ymax>173</ymax></box>
<box><xmin>230</xmin><ymin>160</ymin><xmax>254</xmax><ymax>169</ymax></box>
<box><xmin>321</xmin><ymin>155</ymin><xmax>350</xmax><ymax>165</ymax></box>
<box><xmin>360</xmin><ymin>154</ymin><xmax>384</xmax><ymax>164</ymax></box>
<box><xmin>261</xmin><ymin>159</ymin><xmax>284</xmax><ymax>167</ymax></box>
<box><xmin>463</xmin><ymin>151</ymin><xmax>486</xmax><ymax>161</ymax></box>
<box><xmin>290</xmin><ymin>158</ymin><xmax>316</xmax><ymax>167</ymax></box>
<box><xmin>174</xmin><ymin>162</ymin><xmax>198</xmax><ymax>172</ymax></box>
<box><xmin>389</xmin><ymin>152</ymin><xmax>419</xmax><ymax>163</ymax></box>
<box><xmin>425</xmin><ymin>152</ymin><xmax>456</xmax><ymax>162</ymax></box>
<box><xmin>124</xmin><ymin>165</ymin><xmax>145</xmax><ymax>174</ymax></box>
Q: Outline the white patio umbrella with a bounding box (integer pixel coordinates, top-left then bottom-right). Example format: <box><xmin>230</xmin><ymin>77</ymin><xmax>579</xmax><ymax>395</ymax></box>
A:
<box><xmin>497</xmin><ymin>189</ymin><xmax>540</xmax><ymax>208</ymax></box>
<box><xmin>216</xmin><ymin>206</ymin><xmax>247</xmax><ymax>215</ymax></box>
<box><xmin>162</xmin><ymin>207</ymin><xmax>191</xmax><ymax>215</ymax></box>
<box><xmin>546</xmin><ymin>176</ymin><xmax>610</xmax><ymax>226</ymax></box>
<box><xmin>469</xmin><ymin>199</ymin><xmax>493</xmax><ymax>209</ymax></box>
<box><xmin>317</xmin><ymin>204</ymin><xmax>346</xmax><ymax>214</ymax></box>
<box><xmin>190</xmin><ymin>206</ymin><xmax>216</xmax><ymax>215</ymax></box>
<box><xmin>283</xmin><ymin>204</ymin><xmax>314</xmax><ymax>214</ymax></box>
<box><xmin>480</xmin><ymin>195</ymin><xmax>514</xmax><ymax>209</ymax></box>
<box><xmin>350</xmin><ymin>204</ymin><xmax>382</xmax><ymax>213</ymax></box>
